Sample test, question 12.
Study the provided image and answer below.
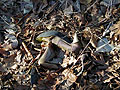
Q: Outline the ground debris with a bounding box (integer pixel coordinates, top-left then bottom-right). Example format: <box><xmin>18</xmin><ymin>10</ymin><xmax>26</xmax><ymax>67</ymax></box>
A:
<box><xmin>0</xmin><ymin>0</ymin><xmax>120</xmax><ymax>89</ymax></box>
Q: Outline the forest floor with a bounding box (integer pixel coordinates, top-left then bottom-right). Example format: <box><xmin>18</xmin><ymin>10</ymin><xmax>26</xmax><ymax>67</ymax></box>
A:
<box><xmin>0</xmin><ymin>0</ymin><xmax>120</xmax><ymax>90</ymax></box>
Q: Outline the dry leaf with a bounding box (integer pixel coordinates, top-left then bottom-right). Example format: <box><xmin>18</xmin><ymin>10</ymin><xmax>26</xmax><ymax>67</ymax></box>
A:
<box><xmin>0</xmin><ymin>48</ymin><xmax>9</xmax><ymax>56</ymax></box>
<box><xmin>113</xmin><ymin>21</ymin><xmax>120</xmax><ymax>36</ymax></box>
<box><xmin>3</xmin><ymin>54</ymin><xmax>17</xmax><ymax>63</ymax></box>
<box><xmin>80</xmin><ymin>0</ymin><xmax>92</xmax><ymax>5</ymax></box>
<box><xmin>13</xmin><ymin>85</ymin><xmax>30</xmax><ymax>90</ymax></box>
<box><xmin>64</xmin><ymin>5</ymin><xmax>73</xmax><ymax>15</ymax></box>
<box><xmin>90</xmin><ymin>34</ymin><xmax>97</xmax><ymax>48</ymax></box>
<box><xmin>103</xmin><ymin>74</ymin><xmax>114</xmax><ymax>83</ymax></box>
<box><xmin>62</xmin><ymin>69</ymin><xmax>77</xmax><ymax>86</ymax></box>
<box><xmin>96</xmin><ymin>38</ymin><xmax>114</xmax><ymax>52</ymax></box>
<box><xmin>83</xmin><ymin>27</ymin><xmax>91</xmax><ymax>40</ymax></box>
<box><xmin>101</xmin><ymin>0</ymin><xmax>120</xmax><ymax>6</ymax></box>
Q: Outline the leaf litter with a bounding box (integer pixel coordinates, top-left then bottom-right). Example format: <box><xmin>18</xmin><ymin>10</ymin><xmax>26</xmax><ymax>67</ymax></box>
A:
<box><xmin>0</xmin><ymin>0</ymin><xmax>120</xmax><ymax>90</ymax></box>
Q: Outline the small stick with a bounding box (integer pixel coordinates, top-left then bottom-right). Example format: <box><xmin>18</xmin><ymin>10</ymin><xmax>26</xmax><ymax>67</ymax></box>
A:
<box><xmin>76</xmin><ymin>54</ymin><xmax>86</xmax><ymax>76</ymax></box>
<box><xmin>0</xmin><ymin>16</ymin><xmax>10</xmax><ymax>26</ymax></box>
<box><xmin>22</xmin><ymin>42</ymin><xmax>33</xmax><ymax>61</ymax></box>
<box><xmin>85</xmin><ymin>0</ymin><xmax>98</xmax><ymax>13</ymax></box>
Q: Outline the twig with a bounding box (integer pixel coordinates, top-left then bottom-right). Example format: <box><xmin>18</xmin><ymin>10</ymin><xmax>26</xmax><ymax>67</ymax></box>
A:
<box><xmin>81</xmin><ymin>40</ymin><xmax>91</xmax><ymax>55</ymax></box>
<box><xmin>96</xmin><ymin>41</ymin><xmax>110</xmax><ymax>52</ymax></box>
<box><xmin>17</xmin><ymin>10</ymin><xmax>33</xmax><ymax>26</ymax></box>
<box><xmin>22</xmin><ymin>42</ymin><xmax>33</xmax><ymax>61</ymax></box>
<box><xmin>0</xmin><ymin>16</ymin><xmax>10</xmax><ymax>25</ymax></box>
<box><xmin>102</xmin><ymin>22</ymin><xmax>113</xmax><ymax>37</ymax></box>
<box><xmin>74</xmin><ymin>42</ymin><xmax>90</xmax><ymax>76</ymax></box>
<box><xmin>68</xmin><ymin>38</ymin><xmax>91</xmax><ymax>76</ymax></box>
<box><xmin>23</xmin><ymin>51</ymin><xmax>42</xmax><ymax>76</ymax></box>
<box><xmin>29</xmin><ymin>50</ymin><xmax>42</xmax><ymax>65</ymax></box>
<box><xmin>85</xmin><ymin>0</ymin><xmax>98</xmax><ymax>13</ymax></box>
<box><xmin>44</xmin><ymin>1</ymin><xmax>59</xmax><ymax>17</ymax></box>
<box><xmin>73</xmin><ymin>30</ymin><xmax>93</xmax><ymax>76</ymax></box>
<box><xmin>76</xmin><ymin>54</ymin><xmax>86</xmax><ymax>76</ymax></box>
<box><xmin>105</xmin><ymin>0</ymin><xmax>113</xmax><ymax>18</ymax></box>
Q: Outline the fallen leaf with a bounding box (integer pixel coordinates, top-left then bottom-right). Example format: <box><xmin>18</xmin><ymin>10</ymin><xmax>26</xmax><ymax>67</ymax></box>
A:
<box><xmin>80</xmin><ymin>0</ymin><xmax>92</xmax><ymax>5</ymax></box>
<box><xmin>3</xmin><ymin>54</ymin><xmax>17</xmax><ymax>63</ymax></box>
<box><xmin>4</xmin><ymin>34</ymin><xmax>18</xmax><ymax>49</ymax></box>
<box><xmin>103</xmin><ymin>74</ymin><xmax>114</xmax><ymax>83</ymax></box>
<box><xmin>0</xmin><ymin>48</ymin><xmax>9</xmax><ymax>56</ymax></box>
<box><xmin>64</xmin><ymin>5</ymin><xmax>73</xmax><ymax>15</ymax></box>
<box><xmin>24</xmin><ymin>2</ymin><xmax>33</xmax><ymax>14</ymax></box>
<box><xmin>13</xmin><ymin>85</ymin><xmax>30</xmax><ymax>90</ymax></box>
<box><xmin>101</xmin><ymin>0</ymin><xmax>120</xmax><ymax>6</ymax></box>
<box><xmin>62</xmin><ymin>69</ymin><xmax>77</xmax><ymax>86</ymax></box>
<box><xmin>96</xmin><ymin>38</ymin><xmax>114</xmax><ymax>52</ymax></box>
<box><xmin>11</xmin><ymin>64</ymin><xmax>18</xmax><ymax>70</ymax></box>
<box><xmin>30</xmin><ymin>67</ymin><xmax>39</xmax><ymax>85</ymax></box>
<box><xmin>110</xmin><ymin>21</ymin><xmax>120</xmax><ymax>38</ymax></box>
<box><xmin>1</xmin><ymin>73</ymin><xmax>13</xmax><ymax>83</ymax></box>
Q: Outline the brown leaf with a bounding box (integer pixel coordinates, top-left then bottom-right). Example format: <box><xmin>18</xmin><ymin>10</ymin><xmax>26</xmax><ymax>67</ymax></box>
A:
<box><xmin>0</xmin><ymin>48</ymin><xmax>9</xmax><ymax>56</ymax></box>
<box><xmin>3</xmin><ymin>54</ymin><xmax>17</xmax><ymax>63</ymax></box>
<box><xmin>110</xmin><ymin>21</ymin><xmax>120</xmax><ymax>36</ymax></box>
<box><xmin>62</xmin><ymin>69</ymin><xmax>77</xmax><ymax>84</ymax></box>
<box><xmin>82</xmin><ymin>27</ymin><xmax>91</xmax><ymax>40</ymax></box>
<box><xmin>114</xmin><ymin>22</ymin><xmax>120</xmax><ymax>36</ymax></box>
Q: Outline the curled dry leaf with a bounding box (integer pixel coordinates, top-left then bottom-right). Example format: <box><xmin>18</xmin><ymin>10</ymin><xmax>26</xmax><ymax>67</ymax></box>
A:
<box><xmin>82</xmin><ymin>27</ymin><xmax>91</xmax><ymax>40</ymax></box>
<box><xmin>62</xmin><ymin>69</ymin><xmax>77</xmax><ymax>86</ymax></box>
<box><xmin>15</xmin><ymin>51</ymin><xmax>22</xmax><ymax>63</ymax></box>
<box><xmin>11</xmin><ymin>64</ymin><xmax>18</xmax><ymax>70</ymax></box>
